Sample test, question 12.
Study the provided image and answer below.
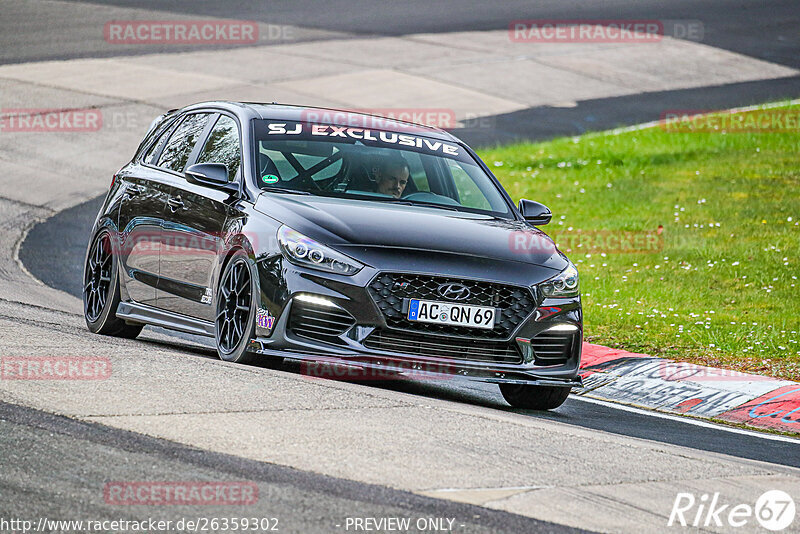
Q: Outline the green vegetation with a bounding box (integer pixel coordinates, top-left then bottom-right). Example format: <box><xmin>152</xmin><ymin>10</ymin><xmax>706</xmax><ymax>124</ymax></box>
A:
<box><xmin>479</xmin><ymin>101</ymin><xmax>800</xmax><ymax>380</ymax></box>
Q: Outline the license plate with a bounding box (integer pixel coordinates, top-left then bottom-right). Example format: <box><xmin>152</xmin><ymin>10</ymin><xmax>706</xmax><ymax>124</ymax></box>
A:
<box><xmin>407</xmin><ymin>299</ymin><xmax>496</xmax><ymax>330</ymax></box>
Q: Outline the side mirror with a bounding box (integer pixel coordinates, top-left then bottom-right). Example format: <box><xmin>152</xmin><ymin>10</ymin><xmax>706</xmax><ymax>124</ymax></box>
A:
<box><xmin>185</xmin><ymin>163</ymin><xmax>238</xmax><ymax>193</ymax></box>
<box><xmin>518</xmin><ymin>199</ymin><xmax>552</xmax><ymax>225</ymax></box>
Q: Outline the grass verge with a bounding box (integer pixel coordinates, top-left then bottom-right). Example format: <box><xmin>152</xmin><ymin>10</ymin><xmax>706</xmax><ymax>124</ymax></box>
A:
<box><xmin>479</xmin><ymin>101</ymin><xmax>800</xmax><ymax>380</ymax></box>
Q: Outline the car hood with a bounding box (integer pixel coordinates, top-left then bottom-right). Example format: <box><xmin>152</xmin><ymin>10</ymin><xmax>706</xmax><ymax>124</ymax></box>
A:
<box><xmin>254</xmin><ymin>194</ymin><xmax>568</xmax><ymax>271</ymax></box>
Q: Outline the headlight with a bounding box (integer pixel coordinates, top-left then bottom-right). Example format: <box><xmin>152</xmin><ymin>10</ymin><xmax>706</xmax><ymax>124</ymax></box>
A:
<box><xmin>277</xmin><ymin>225</ymin><xmax>363</xmax><ymax>276</ymax></box>
<box><xmin>539</xmin><ymin>263</ymin><xmax>579</xmax><ymax>298</ymax></box>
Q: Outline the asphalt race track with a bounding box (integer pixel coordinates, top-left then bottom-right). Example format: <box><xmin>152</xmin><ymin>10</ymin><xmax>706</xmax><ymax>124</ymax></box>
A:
<box><xmin>3</xmin><ymin>0</ymin><xmax>800</xmax><ymax>143</ymax></box>
<box><xmin>0</xmin><ymin>402</ymin><xmax>576</xmax><ymax>534</ymax></box>
<box><xmin>3</xmin><ymin>1</ymin><xmax>800</xmax><ymax>532</ymax></box>
<box><xmin>8</xmin><ymin>0</ymin><xmax>800</xmax><ymax>67</ymax></box>
<box><xmin>19</xmin><ymin>196</ymin><xmax>800</xmax><ymax>469</ymax></box>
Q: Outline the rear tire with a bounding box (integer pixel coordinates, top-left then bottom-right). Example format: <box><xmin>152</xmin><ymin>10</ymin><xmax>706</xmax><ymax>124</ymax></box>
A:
<box><xmin>499</xmin><ymin>383</ymin><xmax>571</xmax><ymax>410</ymax></box>
<box><xmin>83</xmin><ymin>229</ymin><xmax>143</xmax><ymax>339</ymax></box>
<box><xmin>214</xmin><ymin>250</ymin><xmax>257</xmax><ymax>364</ymax></box>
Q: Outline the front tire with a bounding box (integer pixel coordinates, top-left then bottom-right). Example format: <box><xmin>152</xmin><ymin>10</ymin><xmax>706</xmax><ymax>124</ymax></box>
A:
<box><xmin>214</xmin><ymin>250</ymin><xmax>257</xmax><ymax>364</ymax></box>
<box><xmin>83</xmin><ymin>229</ymin><xmax>143</xmax><ymax>338</ymax></box>
<box><xmin>499</xmin><ymin>383</ymin><xmax>571</xmax><ymax>410</ymax></box>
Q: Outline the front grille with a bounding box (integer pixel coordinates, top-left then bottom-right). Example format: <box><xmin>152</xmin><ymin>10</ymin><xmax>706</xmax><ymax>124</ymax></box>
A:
<box><xmin>368</xmin><ymin>273</ymin><xmax>535</xmax><ymax>340</ymax></box>
<box><xmin>288</xmin><ymin>301</ymin><xmax>355</xmax><ymax>345</ymax></box>
<box><xmin>364</xmin><ymin>329</ymin><xmax>522</xmax><ymax>364</ymax></box>
<box><xmin>531</xmin><ymin>331</ymin><xmax>576</xmax><ymax>365</ymax></box>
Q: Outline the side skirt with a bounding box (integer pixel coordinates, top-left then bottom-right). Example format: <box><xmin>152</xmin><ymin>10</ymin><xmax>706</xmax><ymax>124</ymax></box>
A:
<box><xmin>116</xmin><ymin>301</ymin><xmax>215</xmax><ymax>337</ymax></box>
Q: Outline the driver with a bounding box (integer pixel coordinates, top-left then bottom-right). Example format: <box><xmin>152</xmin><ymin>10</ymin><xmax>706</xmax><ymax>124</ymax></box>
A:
<box><xmin>374</xmin><ymin>156</ymin><xmax>410</xmax><ymax>198</ymax></box>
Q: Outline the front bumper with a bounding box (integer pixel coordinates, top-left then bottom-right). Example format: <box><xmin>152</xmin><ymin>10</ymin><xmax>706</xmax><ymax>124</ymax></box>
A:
<box><xmin>251</xmin><ymin>256</ymin><xmax>583</xmax><ymax>386</ymax></box>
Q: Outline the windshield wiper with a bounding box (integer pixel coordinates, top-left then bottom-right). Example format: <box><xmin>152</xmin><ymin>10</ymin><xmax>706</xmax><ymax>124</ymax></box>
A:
<box><xmin>384</xmin><ymin>199</ymin><xmax>461</xmax><ymax>212</ymax></box>
<box><xmin>262</xmin><ymin>187</ymin><xmax>313</xmax><ymax>196</ymax></box>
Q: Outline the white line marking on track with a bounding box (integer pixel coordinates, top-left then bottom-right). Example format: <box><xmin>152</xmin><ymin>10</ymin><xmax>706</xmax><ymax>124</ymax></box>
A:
<box><xmin>572</xmin><ymin>394</ymin><xmax>800</xmax><ymax>444</ymax></box>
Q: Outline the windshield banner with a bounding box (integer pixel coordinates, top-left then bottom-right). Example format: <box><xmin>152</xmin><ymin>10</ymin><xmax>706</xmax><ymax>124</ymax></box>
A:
<box><xmin>258</xmin><ymin>121</ymin><xmax>462</xmax><ymax>159</ymax></box>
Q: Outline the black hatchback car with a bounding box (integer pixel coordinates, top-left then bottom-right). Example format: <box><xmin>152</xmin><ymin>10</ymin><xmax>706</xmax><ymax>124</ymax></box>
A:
<box><xmin>84</xmin><ymin>102</ymin><xmax>582</xmax><ymax>409</ymax></box>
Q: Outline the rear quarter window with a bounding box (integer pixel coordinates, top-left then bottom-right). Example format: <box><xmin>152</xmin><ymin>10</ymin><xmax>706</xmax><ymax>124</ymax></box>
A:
<box><xmin>134</xmin><ymin>114</ymin><xmax>174</xmax><ymax>162</ymax></box>
<box><xmin>157</xmin><ymin>113</ymin><xmax>211</xmax><ymax>172</ymax></box>
<box><xmin>141</xmin><ymin>120</ymin><xmax>177</xmax><ymax>165</ymax></box>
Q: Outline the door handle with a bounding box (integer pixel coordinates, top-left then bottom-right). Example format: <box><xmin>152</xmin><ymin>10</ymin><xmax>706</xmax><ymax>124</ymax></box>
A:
<box><xmin>123</xmin><ymin>184</ymin><xmax>145</xmax><ymax>198</ymax></box>
<box><xmin>167</xmin><ymin>197</ymin><xmax>185</xmax><ymax>211</ymax></box>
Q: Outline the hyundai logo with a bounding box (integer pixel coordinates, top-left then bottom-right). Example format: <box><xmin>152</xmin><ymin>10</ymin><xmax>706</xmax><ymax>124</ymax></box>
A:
<box><xmin>437</xmin><ymin>283</ymin><xmax>471</xmax><ymax>301</ymax></box>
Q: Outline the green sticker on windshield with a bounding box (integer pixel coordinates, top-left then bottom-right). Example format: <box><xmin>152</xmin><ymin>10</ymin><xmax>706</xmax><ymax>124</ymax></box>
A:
<box><xmin>261</xmin><ymin>174</ymin><xmax>279</xmax><ymax>184</ymax></box>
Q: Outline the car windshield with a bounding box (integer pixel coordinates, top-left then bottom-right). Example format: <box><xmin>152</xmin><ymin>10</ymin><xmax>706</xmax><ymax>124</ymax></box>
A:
<box><xmin>252</xmin><ymin>120</ymin><xmax>513</xmax><ymax>218</ymax></box>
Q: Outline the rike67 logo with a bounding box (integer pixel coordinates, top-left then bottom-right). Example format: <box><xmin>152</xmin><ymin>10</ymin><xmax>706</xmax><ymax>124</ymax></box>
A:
<box><xmin>669</xmin><ymin>490</ymin><xmax>795</xmax><ymax>531</ymax></box>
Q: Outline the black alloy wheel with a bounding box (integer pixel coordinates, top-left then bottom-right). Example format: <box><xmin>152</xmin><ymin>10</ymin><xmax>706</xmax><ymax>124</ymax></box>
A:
<box><xmin>83</xmin><ymin>229</ymin><xmax>143</xmax><ymax>338</ymax></box>
<box><xmin>215</xmin><ymin>250</ymin><xmax>257</xmax><ymax>363</ymax></box>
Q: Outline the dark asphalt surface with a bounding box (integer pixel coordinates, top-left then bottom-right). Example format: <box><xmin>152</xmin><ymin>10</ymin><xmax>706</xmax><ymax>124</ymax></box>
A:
<box><xmin>456</xmin><ymin>76</ymin><xmax>800</xmax><ymax>146</ymax></box>
<box><xmin>1</xmin><ymin>0</ymin><xmax>799</xmax><ymax>144</ymax></box>
<box><xmin>0</xmin><ymin>401</ymin><xmax>585</xmax><ymax>534</ymax></box>
<box><xmin>19</xmin><ymin>195</ymin><xmax>800</xmax><ymax>470</ymax></box>
<box><xmin>12</xmin><ymin>0</ymin><xmax>800</xmax><ymax>68</ymax></box>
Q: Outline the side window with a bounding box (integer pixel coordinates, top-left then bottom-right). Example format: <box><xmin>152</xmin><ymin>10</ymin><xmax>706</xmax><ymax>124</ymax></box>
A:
<box><xmin>196</xmin><ymin>116</ymin><xmax>241</xmax><ymax>181</ymax></box>
<box><xmin>447</xmin><ymin>160</ymin><xmax>492</xmax><ymax>210</ymax></box>
<box><xmin>157</xmin><ymin>113</ymin><xmax>211</xmax><ymax>172</ymax></box>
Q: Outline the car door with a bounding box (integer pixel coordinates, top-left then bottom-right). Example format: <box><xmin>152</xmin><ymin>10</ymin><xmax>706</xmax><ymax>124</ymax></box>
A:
<box><xmin>157</xmin><ymin>113</ymin><xmax>244</xmax><ymax>321</ymax></box>
<box><xmin>116</xmin><ymin>118</ymin><xmax>179</xmax><ymax>306</ymax></box>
